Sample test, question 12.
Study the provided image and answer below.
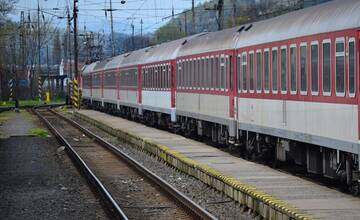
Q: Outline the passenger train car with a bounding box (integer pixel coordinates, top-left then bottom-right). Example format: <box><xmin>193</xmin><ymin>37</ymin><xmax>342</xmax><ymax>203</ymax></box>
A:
<box><xmin>81</xmin><ymin>0</ymin><xmax>360</xmax><ymax>191</ymax></box>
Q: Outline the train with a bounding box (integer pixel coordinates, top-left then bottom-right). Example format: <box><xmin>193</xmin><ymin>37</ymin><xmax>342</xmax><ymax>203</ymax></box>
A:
<box><xmin>81</xmin><ymin>0</ymin><xmax>360</xmax><ymax>193</ymax></box>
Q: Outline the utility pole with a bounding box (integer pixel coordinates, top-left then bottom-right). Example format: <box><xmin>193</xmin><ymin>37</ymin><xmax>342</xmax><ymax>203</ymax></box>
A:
<box><xmin>46</xmin><ymin>45</ymin><xmax>50</xmax><ymax>97</ymax></box>
<box><xmin>131</xmin><ymin>22</ymin><xmax>135</xmax><ymax>51</ymax></box>
<box><xmin>67</xmin><ymin>6</ymin><xmax>72</xmax><ymax>79</ymax></box>
<box><xmin>184</xmin><ymin>11</ymin><xmax>188</xmax><ymax>36</ymax></box>
<box><xmin>232</xmin><ymin>0</ymin><xmax>236</xmax><ymax>27</ymax></box>
<box><xmin>140</xmin><ymin>18</ymin><xmax>143</xmax><ymax>48</ymax></box>
<box><xmin>73</xmin><ymin>0</ymin><xmax>79</xmax><ymax>79</ymax></box>
<box><xmin>191</xmin><ymin>0</ymin><xmax>195</xmax><ymax>34</ymax></box>
<box><xmin>109</xmin><ymin>0</ymin><xmax>115</xmax><ymax>57</ymax></box>
<box><xmin>20</xmin><ymin>11</ymin><xmax>25</xmax><ymax>99</ymax></box>
<box><xmin>217</xmin><ymin>0</ymin><xmax>224</xmax><ymax>30</ymax></box>
<box><xmin>37</xmin><ymin>0</ymin><xmax>41</xmax><ymax>99</ymax></box>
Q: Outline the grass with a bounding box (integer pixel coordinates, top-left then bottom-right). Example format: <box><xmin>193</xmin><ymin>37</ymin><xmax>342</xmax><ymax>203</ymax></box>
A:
<box><xmin>30</xmin><ymin>128</ymin><xmax>49</xmax><ymax>137</ymax></box>
<box><xmin>0</xmin><ymin>98</ymin><xmax>65</xmax><ymax>108</ymax></box>
<box><xmin>0</xmin><ymin>111</ymin><xmax>13</xmax><ymax>125</ymax></box>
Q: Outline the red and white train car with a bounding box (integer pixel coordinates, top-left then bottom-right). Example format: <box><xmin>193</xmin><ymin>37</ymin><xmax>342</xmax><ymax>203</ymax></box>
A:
<box><xmin>81</xmin><ymin>0</ymin><xmax>360</xmax><ymax>189</ymax></box>
<box><xmin>234</xmin><ymin>0</ymin><xmax>360</xmax><ymax>178</ymax></box>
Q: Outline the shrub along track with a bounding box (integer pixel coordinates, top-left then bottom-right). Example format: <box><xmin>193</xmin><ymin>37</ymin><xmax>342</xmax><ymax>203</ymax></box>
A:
<box><xmin>33</xmin><ymin>107</ymin><xmax>216</xmax><ymax>220</ymax></box>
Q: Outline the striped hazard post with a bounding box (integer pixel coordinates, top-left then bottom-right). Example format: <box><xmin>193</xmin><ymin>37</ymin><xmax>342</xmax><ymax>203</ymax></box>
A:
<box><xmin>9</xmin><ymin>79</ymin><xmax>13</xmax><ymax>100</ymax></box>
<box><xmin>38</xmin><ymin>77</ymin><xmax>42</xmax><ymax>100</ymax></box>
<box><xmin>72</xmin><ymin>79</ymin><xmax>80</xmax><ymax>109</ymax></box>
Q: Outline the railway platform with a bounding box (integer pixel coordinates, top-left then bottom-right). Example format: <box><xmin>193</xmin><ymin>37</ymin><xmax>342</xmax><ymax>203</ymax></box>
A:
<box><xmin>0</xmin><ymin>110</ymin><xmax>108</xmax><ymax>219</ymax></box>
<box><xmin>75</xmin><ymin>109</ymin><xmax>360</xmax><ymax>220</ymax></box>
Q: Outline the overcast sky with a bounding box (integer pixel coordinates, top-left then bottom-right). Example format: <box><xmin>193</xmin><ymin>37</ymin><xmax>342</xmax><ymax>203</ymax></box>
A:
<box><xmin>11</xmin><ymin>0</ymin><xmax>209</xmax><ymax>35</ymax></box>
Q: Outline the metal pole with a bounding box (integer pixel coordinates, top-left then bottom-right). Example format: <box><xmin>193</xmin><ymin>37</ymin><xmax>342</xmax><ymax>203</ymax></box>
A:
<box><xmin>73</xmin><ymin>0</ymin><xmax>78</xmax><ymax>79</ymax></box>
<box><xmin>110</xmin><ymin>0</ymin><xmax>115</xmax><ymax>57</ymax></box>
<box><xmin>131</xmin><ymin>23</ymin><xmax>135</xmax><ymax>51</ymax></box>
<box><xmin>67</xmin><ymin>6</ymin><xmax>72</xmax><ymax>79</ymax></box>
<box><xmin>140</xmin><ymin>18</ymin><xmax>143</xmax><ymax>48</ymax></box>
<box><xmin>217</xmin><ymin>0</ymin><xmax>224</xmax><ymax>30</ymax></box>
<box><xmin>191</xmin><ymin>0</ymin><xmax>195</xmax><ymax>34</ymax></box>
<box><xmin>46</xmin><ymin>45</ymin><xmax>50</xmax><ymax>97</ymax></box>
<box><xmin>37</xmin><ymin>0</ymin><xmax>41</xmax><ymax>99</ymax></box>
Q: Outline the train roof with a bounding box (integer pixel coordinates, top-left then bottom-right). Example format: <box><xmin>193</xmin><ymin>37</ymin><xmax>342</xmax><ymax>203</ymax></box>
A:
<box><xmin>235</xmin><ymin>0</ymin><xmax>360</xmax><ymax>48</ymax></box>
<box><xmin>177</xmin><ymin>27</ymin><xmax>239</xmax><ymax>57</ymax></box>
<box><xmin>104</xmin><ymin>54</ymin><xmax>126</xmax><ymax>70</ymax></box>
<box><xmin>93</xmin><ymin>59</ymin><xmax>110</xmax><ymax>72</ymax></box>
<box><xmin>82</xmin><ymin>62</ymin><xmax>98</xmax><ymax>75</ymax></box>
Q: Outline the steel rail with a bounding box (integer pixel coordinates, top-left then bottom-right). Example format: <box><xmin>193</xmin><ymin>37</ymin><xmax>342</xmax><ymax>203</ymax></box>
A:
<box><xmin>33</xmin><ymin>108</ymin><xmax>128</xmax><ymax>220</ymax></box>
<box><xmin>48</xmin><ymin>108</ymin><xmax>217</xmax><ymax>220</ymax></box>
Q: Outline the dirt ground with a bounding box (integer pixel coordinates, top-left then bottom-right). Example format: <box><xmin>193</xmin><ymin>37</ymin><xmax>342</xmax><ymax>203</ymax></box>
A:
<box><xmin>0</xmin><ymin>110</ymin><xmax>108</xmax><ymax>220</ymax></box>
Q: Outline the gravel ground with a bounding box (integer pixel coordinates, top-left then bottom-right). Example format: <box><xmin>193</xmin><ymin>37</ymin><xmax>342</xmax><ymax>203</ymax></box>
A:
<box><xmin>0</xmin><ymin>111</ymin><xmax>109</xmax><ymax>220</ymax></box>
<box><xmin>70</xmin><ymin>114</ymin><xmax>257</xmax><ymax>220</ymax></box>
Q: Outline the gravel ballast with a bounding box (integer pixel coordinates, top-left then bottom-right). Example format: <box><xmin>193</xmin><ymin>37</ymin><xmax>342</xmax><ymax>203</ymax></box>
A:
<box><xmin>70</xmin><ymin>113</ymin><xmax>257</xmax><ymax>220</ymax></box>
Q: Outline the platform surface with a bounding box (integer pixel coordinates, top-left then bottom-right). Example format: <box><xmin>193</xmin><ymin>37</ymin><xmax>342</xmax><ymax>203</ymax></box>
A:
<box><xmin>79</xmin><ymin>109</ymin><xmax>360</xmax><ymax>220</ymax></box>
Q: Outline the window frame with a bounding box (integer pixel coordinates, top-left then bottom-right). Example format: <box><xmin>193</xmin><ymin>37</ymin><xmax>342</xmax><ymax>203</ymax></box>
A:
<box><xmin>241</xmin><ymin>52</ymin><xmax>248</xmax><ymax>93</ymax></box>
<box><xmin>225</xmin><ymin>55</ymin><xmax>229</xmax><ymax>91</ymax></box>
<box><xmin>348</xmin><ymin>37</ymin><xmax>356</xmax><ymax>97</ymax></box>
<box><xmin>310</xmin><ymin>41</ymin><xmax>319</xmax><ymax>96</ymax></box>
<box><xmin>290</xmin><ymin>44</ymin><xmax>297</xmax><ymax>95</ymax></box>
<box><xmin>256</xmin><ymin>49</ymin><xmax>262</xmax><ymax>93</ymax></box>
<box><xmin>197</xmin><ymin>57</ymin><xmax>201</xmax><ymax>90</ymax></box>
<box><xmin>220</xmin><ymin>55</ymin><xmax>225</xmax><ymax>91</ymax></box>
<box><xmin>280</xmin><ymin>45</ymin><xmax>287</xmax><ymax>94</ymax></box>
<box><xmin>263</xmin><ymin>48</ymin><xmax>270</xmax><ymax>94</ymax></box>
<box><xmin>210</xmin><ymin>56</ymin><xmax>215</xmax><ymax>90</ymax></box>
<box><xmin>322</xmin><ymin>39</ymin><xmax>332</xmax><ymax>96</ymax></box>
<box><xmin>271</xmin><ymin>47</ymin><xmax>278</xmax><ymax>94</ymax></box>
<box><xmin>201</xmin><ymin>57</ymin><xmax>205</xmax><ymax>90</ymax></box>
<box><xmin>215</xmin><ymin>55</ymin><xmax>220</xmax><ymax>90</ymax></box>
<box><xmin>237</xmin><ymin>54</ymin><xmax>241</xmax><ymax>93</ymax></box>
<box><xmin>335</xmin><ymin>37</ymin><xmax>345</xmax><ymax>97</ymax></box>
<box><xmin>249</xmin><ymin>51</ymin><xmax>255</xmax><ymax>93</ymax></box>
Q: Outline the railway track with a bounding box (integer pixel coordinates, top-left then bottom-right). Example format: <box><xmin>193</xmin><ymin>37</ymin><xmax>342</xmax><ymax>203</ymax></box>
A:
<box><xmin>33</xmin><ymin>107</ymin><xmax>216</xmax><ymax>220</ymax></box>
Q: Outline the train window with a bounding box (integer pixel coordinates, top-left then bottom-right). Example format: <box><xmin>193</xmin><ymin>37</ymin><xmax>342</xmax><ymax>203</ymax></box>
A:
<box><xmin>215</xmin><ymin>57</ymin><xmax>220</xmax><ymax>89</ymax></box>
<box><xmin>349</xmin><ymin>38</ymin><xmax>356</xmax><ymax>96</ymax></box>
<box><xmin>201</xmin><ymin>58</ymin><xmax>205</xmax><ymax>89</ymax></box>
<box><xmin>237</xmin><ymin>55</ymin><xmax>241</xmax><ymax>92</ymax></box>
<box><xmin>167</xmin><ymin>65</ymin><xmax>170</xmax><ymax>89</ymax></box>
<box><xmin>197</xmin><ymin>58</ymin><xmax>201</xmax><ymax>89</ymax></box>
<box><xmin>193</xmin><ymin>59</ymin><xmax>196</xmax><ymax>89</ymax></box>
<box><xmin>242</xmin><ymin>52</ymin><xmax>247</xmax><ymax>92</ymax></box>
<box><xmin>322</xmin><ymin>40</ymin><xmax>331</xmax><ymax>95</ymax></box>
<box><xmin>220</xmin><ymin>57</ymin><xmax>225</xmax><ymax>90</ymax></box>
<box><xmin>272</xmin><ymin>48</ymin><xmax>278</xmax><ymax>93</ymax></box>
<box><xmin>210</xmin><ymin>57</ymin><xmax>214</xmax><ymax>89</ymax></box>
<box><xmin>290</xmin><ymin>45</ymin><xmax>297</xmax><ymax>94</ymax></box>
<box><xmin>153</xmin><ymin>67</ymin><xmax>158</xmax><ymax>88</ymax></box>
<box><xmin>280</xmin><ymin>46</ymin><xmax>287</xmax><ymax>93</ymax></box>
<box><xmin>190</xmin><ymin>60</ymin><xmax>194</xmax><ymax>88</ymax></box>
<box><xmin>225</xmin><ymin>56</ymin><xmax>229</xmax><ymax>90</ymax></box>
<box><xmin>178</xmin><ymin>63</ymin><xmax>181</xmax><ymax>88</ymax></box>
<box><xmin>311</xmin><ymin>42</ymin><xmax>319</xmax><ymax>94</ymax></box>
<box><xmin>256</xmin><ymin>50</ymin><xmax>262</xmax><ymax>93</ymax></box>
<box><xmin>249</xmin><ymin>52</ymin><xmax>255</xmax><ymax>92</ymax></box>
<box><xmin>152</xmin><ymin>67</ymin><xmax>155</xmax><ymax>89</ymax></box>
<box><xmin>206</xmin><ymin>57</ymin><xmax>210</xmax><ymax>89</ymax></box>
<box><xmin>300</xmin><ymin>44</ymin><xmax>307</xmax><ymax>94</ymax></box>
<box><xmin>183</xmin><ymin>61</ymin><xmax>187</xmax><ymax>88</ymax></box>
<box><xmin>264</xmin><ymin>50</ymin><xmax>270</xmax><ymax>93</ymax></box>
<box><xmin>336</xmin><ymin>38</ymin><xmax>345</xmax><ymax>95</ymax></box>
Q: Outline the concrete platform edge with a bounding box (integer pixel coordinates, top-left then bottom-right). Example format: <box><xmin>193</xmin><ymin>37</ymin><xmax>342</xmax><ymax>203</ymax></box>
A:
<box><xmin>74</xmin><ymin>111</ymin><xmax>313</xmax><ymax>220</ymax></box>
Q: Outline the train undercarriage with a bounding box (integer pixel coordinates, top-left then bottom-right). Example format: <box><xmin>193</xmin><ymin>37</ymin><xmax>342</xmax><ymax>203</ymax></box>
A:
<box><xmin>83</xmin><ymin>99</ymin><xmax>360</xmax><ymax>195</ymax></box>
